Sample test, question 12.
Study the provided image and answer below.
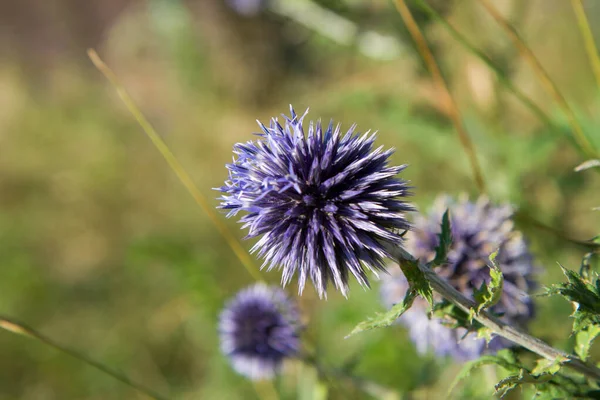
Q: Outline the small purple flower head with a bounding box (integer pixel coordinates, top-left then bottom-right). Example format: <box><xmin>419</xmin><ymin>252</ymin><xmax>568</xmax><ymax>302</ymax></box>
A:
<box><xmin>218</xmin><ymin>106</ymin><xmax>413</xmax><ymax>297</ymax></box>
<box><xmin>381</xmin><ymin>195</ymin><xmax>537</xmax><ymax>360</ymax></box>
<box><xmin>219</xmin><ymin>283</ymin><xmax>301</xmax><ymax>380</ymax></box>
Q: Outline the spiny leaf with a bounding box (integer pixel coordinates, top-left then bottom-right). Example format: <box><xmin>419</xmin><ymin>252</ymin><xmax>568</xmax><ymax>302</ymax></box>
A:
<box><xmin>448</xmin><ymin>349</ymin><xmax>520</xmax><ymax>396</ymax></box>
<box><xmin>530</xmin><ymin>357</ymin><xmax>567</xmax><ymax>376</ymax></box>
<box><xmin>345</xmin><ymin>288</ymin><xmax>417</xmax><ymax>338</ymax></box>
<box><xmin>432</xmin><ymin>209</ymin><xmax>452</xmax><ymax>266</ymax></box>
<box><xmin>469</xmin><ymin>250</ymin><xmax>504</xmax><ymax>322</ymax></box>
<box><xmin>575</xmin><ymin>324</ymin><xmax>600</xmax><ymax>361</ymax></box>
<box><xmin>400</xmin><ymin>259</ymin><xmax>433</xmax><ymax>306</ymax></box>
<box><xmin>544</xmin><ymin>264</ymin><xmax>600</xmax><ymax>333</ymax></box>
<box><xmin>495</xmin><ymin>369</ymin><xmax>554</xmax><ymax>398</ymax></box>
<box><xmin>476</xmin><ymin>327</ymin><xmax>494</xmax><ymax>343</ymax></box>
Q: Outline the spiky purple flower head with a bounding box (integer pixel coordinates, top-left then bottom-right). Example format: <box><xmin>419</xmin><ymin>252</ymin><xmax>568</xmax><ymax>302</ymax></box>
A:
<box><xmin>381</xmin><ymin>195</ymin><xmax>537</xmax><ymax>360</ymax></box>
<box><xmin>219</xmin><ymin>283</ymin><xmax>301</xmax><ymax>380</ymax></box>
<box><xmin>218</xmin><ymin>106</ymin><xmax>413</xmax><ymax>297</ymax></box>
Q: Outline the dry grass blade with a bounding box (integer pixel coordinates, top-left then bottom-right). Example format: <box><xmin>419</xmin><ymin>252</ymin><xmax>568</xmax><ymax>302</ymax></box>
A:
<box><xmin>393</xmin><ymin>0</ymin><xmax>487</xmax><ymax>193</ymax></box>
<box><xmin>477</xmin><ymin>0</ymin><xmax>598</xmax><ymax>159</ymax></box>
<box><xmin>412</xmin><ymin>0</ymin><xmax>552</xmax><ymax>127</ymax></box>
<box><xmin>87</xmin><ymin>49</ymin><xmax>262</xmax><ymax>283</ymax></box>
<box><xmin>571</xmin><ymin>0</ymin><xmax>600</xmax><ymax>91</ymax></box>
<box><xmin>0</xmin><ymin>316</ymin><xmax>169</xmax><ymax>400</ymax></box>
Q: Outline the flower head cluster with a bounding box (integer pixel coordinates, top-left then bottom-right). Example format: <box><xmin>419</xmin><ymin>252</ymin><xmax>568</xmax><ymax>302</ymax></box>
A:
<box><xmin>219</xmin><ymin>283</ymin><xmax>301</xmax><ymax>380</ymax></box>
<box><xmin>381</xmin><ymin>195</ymin><xmax>537</xmax><ymax>360</ymax></box>
<box><xmin>218</xmin><ymin>106</ymin><xmax>413</xmax><ymax>297</ymax></box>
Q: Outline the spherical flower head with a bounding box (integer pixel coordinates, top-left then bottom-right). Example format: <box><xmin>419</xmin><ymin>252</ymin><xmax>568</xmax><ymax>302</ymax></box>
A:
<box><xmin>219</xmin><ymin>283</ymin><xmax>301</xmax><ymax>380</ymax></box>
<box><xmin>380</xmin><ymin>195</ymin><xmax>537</xmax><ymax>361</ymax></box>
<box><xmin>218</xmin><ymin>106</ymin><xmax>414</xmax><ymax>297</ymax></box>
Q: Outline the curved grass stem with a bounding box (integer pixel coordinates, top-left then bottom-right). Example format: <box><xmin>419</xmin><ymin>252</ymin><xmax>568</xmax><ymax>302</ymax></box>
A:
<box><xmin>87</xmin><ymin>49</ymin><xmax>262</xmax><ymax>283</ymax></box>
<box><xmin>477</xmin><ymin>0</ymin><xmax>598</xmax><ymax>159</ymax></box>
<box><xmin>0</xmin><ymin>317</ymin><xmax>169</xmax><ymax>400</ymax></box>
<box><xmin>394</xmin><ymin>0</ymin><xmax>487</xmax><ymax>194</ymax></box>
<box><xmin>571</xmin><ymin>0</ymin><xmax>600</xmax><ymax>91</ymax></box>
<box><xmin>389</xmin><ymin>247</ymin><xmax>600</xmax><ymax>381</ymax></box>
<box><xmin>412</xmin><ymin>0</ymin><xmax>553</xmax><ymax>127</ymax></box>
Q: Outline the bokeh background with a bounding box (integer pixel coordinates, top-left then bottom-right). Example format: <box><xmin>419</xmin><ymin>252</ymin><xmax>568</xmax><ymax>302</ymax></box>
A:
<box><xmin>1</xmin><ymin>0</ymin><xmax>600</xmax><ymax>398</ymax></box>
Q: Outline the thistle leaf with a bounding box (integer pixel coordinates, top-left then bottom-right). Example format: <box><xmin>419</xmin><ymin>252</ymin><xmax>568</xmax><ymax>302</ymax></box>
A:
<box><xmin>575</xmin><ymin>325</ymin><xmax>600</xmax><ymax>361</ymax></box>
<box><xmin>345</xmin><ymin>288</ymin><xmax>417</xmax><ymax>338</ymax></box>
<box><xmin>448</xmin><ymin>349</ymin><xmax>520</xmax><ymax>396</ymax></box>
<box><xmin>400</xmin><ymin>259</ymin><xmax>434</xmax><ymax>306</ymax></box>
<box><xmin>530</xmin><ymin>357</ymin><xmax>566</xmax><ymax>376</ymax></box>
<box><xmin>544</xmin><ymin>264</ymin><xmax>600</xmax><ymax>333</ymax></box>
<box><xmin>469</xmin><ymin>250</ymin><xmax>504</xmax><ymax>322</ymax></box>
<box><xmin>432</xmin><ymin>209</ymin><xmax>452</xmax><ymax>266</ymax></box>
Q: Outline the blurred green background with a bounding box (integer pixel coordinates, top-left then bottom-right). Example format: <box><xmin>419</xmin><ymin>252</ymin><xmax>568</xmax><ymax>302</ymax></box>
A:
<box><xmin>1</xmin><ymin>0</ymin><xmax>599</xmax><ymax>398</ymax></box>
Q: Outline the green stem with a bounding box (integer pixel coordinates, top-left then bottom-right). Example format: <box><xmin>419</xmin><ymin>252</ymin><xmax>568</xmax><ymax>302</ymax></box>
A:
<box><xmin>571</xmin><ymin>0</ymin><xmax>600</xmax><ymax>91</ymax></box>
<box><xmin>514</xmin><ymin>210</ymin><xmax>600</xmax><ymax>250</ymax></box>
<box><xmin>388</xmin><ymin>247</ymin><xmax>600</xmax><ymax>381</ymax></box>
<box><xmin>301</xmin><ymin>353</ymin><xmax>399</xmax><ymax>399</ymax></box>
<box><xmin>0</xmin><ymin>317</ymin><xmax>169</xmax><ymax>400</ymax></box>
<box><xmin>87</xmin><ymin>49</ymin><xmax>263</xmax><ymax>283</ymax></box>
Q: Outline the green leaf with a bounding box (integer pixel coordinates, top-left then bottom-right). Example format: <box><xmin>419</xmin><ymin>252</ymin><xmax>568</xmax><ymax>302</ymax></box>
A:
<box><xmin>346</xmin><ymin>259</ymin><xmax>435</xmax><ymax>338</ymax></box>
<box><xmin>399</xmin><ymin>259</ymin><xmax>433</xmax><ymax>306</ymax></box>
<box><xmin>475</xmin><ymin>327</ymin><xmax>494</xmax><ymax>343</ymax></box>
<box><xmin>469</xmin><ymin>250</ymin><xmax>504</xmax><ymax>322</ymax></box>
<box><xmin>530</xmin><ymin>357</ymin><xmax>566</xmax><ymax>376</ymax></box>
<box><xmin>494</xmin><ymin>369</ymin><xmax>554</xmax><ymax>398</ymax></box>
<box><xmin>448</xmin><ymin>350</ymin><xmax>520</xmax><ymax>396</ymax></box>
<box><xmin>575</xmin><ymin>325</ymin><xmax>600</xmax><ymax>361</ymax></box>
<box><xmin>432</xmin><ymin>209</ymin><xmax>452</xmax><ymax>266</ymax></box>
<box><xmin>543</xmin><ymin>264</ymin><xmax>600</xmax><ymax>333</ymax></box>
<box><xmin>345</xmin><ymin>288</ymin><xmax>417</xmax><ymax>338</ymax></box>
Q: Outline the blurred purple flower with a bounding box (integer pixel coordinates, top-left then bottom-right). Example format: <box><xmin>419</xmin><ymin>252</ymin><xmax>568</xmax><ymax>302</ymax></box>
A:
<box><xmin>219</xmin><ymin>283</ymin><xmax>301</xmax><ymax>380</ymax></box>
<box><xmin>218</xmin><ymin>106</ymin><xmax>413</xmax><ymax>297</ymax></box>
<box><xmin>381</xmin><ymin>195</ymin><xmax>537</xmax><ymax>361</ymax></box>
<box><xmin>226</xmin><ymin>0</ymin><xmax>268</xmax><ymax>16</ymax></box>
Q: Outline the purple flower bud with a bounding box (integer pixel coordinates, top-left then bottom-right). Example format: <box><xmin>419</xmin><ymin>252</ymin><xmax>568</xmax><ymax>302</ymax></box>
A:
<box><xmin>219</xmin><ymin>283</ymin><xmax>301</xmax><ymax>379</ymax></box>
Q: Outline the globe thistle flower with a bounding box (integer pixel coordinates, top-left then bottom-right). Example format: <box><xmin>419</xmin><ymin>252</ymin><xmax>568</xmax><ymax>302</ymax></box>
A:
<box><xmin>218</xmin><ymin>106</ymin><xmax>413</xmax><ymax>297</ymax></box>
<box><xmin>219</xmin><ymin>283</ymin><xmax>301</xmax><ymax>380</ymax></box>
<box><xmin>380</xmin><ymin>195</ymin><xmax>537</xmax><ymax>360</ymax></box>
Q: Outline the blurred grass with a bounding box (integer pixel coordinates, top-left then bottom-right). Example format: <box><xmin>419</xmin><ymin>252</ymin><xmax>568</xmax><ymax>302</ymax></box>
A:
<box><xmin>0</xmin><ymin>0</ymin><xmax>599</xmax><ymax>399</ymax></box>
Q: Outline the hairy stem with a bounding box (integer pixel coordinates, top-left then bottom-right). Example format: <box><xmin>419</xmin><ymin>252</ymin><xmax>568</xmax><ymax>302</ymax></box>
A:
<box><xmin>388</xmin><ymin>247</ymin><xmax>600</xmax><ymax>381</ymax></box>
